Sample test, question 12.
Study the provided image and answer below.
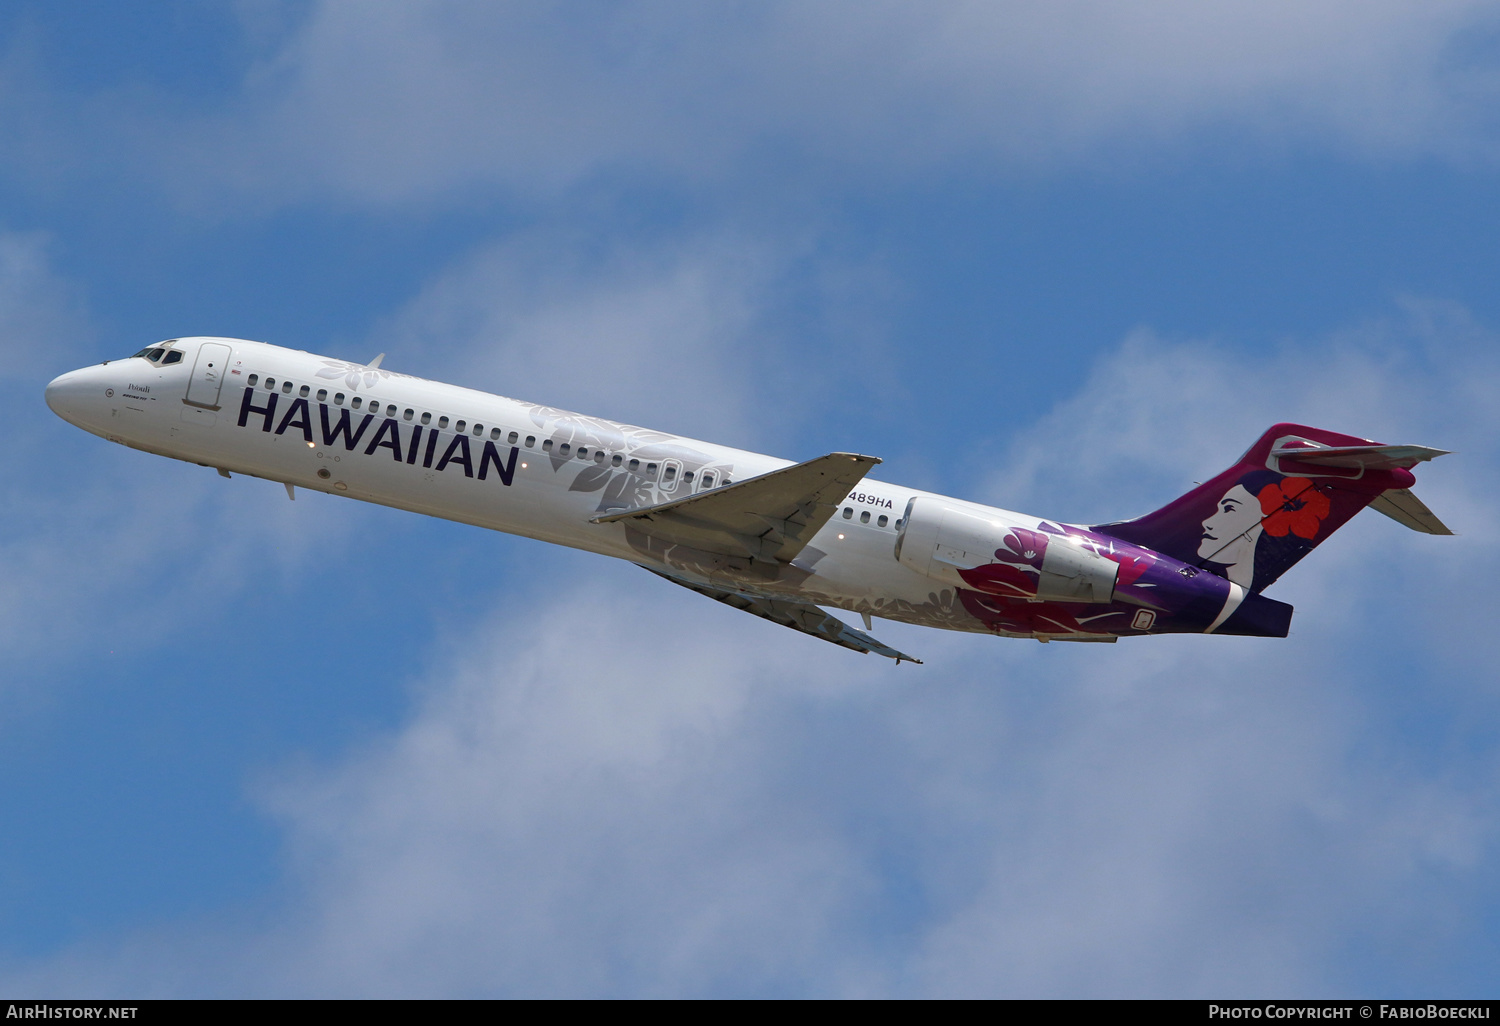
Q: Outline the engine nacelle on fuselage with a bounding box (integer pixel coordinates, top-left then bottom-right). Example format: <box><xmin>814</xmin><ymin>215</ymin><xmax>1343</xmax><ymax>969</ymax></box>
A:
<box><xmin>895</xmin><ymin>498</ymin><xmax>1119</xmax><ymax>603</ymax></box>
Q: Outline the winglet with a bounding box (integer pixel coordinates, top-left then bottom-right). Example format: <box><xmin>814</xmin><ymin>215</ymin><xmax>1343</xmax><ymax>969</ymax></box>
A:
<box><xmin>366</xmin><ymin>353</ymin><xmax>385</xmax><ymax>370</ymax></box>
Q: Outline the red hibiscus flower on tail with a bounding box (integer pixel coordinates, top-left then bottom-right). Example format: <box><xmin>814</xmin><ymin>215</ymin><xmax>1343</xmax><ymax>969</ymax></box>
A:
<box><xmin>1257</xmin><ymin>477</ymin><xmax>1331</xmax><ymax>539</ymax></box>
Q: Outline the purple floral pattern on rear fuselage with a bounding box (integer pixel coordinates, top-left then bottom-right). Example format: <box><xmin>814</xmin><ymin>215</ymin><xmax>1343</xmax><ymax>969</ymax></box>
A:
<box><xmin>996</xmin><ymin>528</ymin><xmax>1048</xmax><ymax>568</ymax></box>
<box><xmin>953</xmin><ymin>519</ymin><xmax>1250</xmax><ymax>638</ymax></box>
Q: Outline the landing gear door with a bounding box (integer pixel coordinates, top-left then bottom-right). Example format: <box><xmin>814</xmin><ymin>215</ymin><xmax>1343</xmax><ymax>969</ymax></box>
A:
<box><xmin>185</xmin><ymin>342</ymin><xmax>233</xmax><ymax>410</ymax></box>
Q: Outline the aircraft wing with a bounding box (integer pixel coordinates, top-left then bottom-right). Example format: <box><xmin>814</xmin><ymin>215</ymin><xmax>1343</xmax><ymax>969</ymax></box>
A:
<box><xmin>644</xmin><ymin>568</ymin><xmax>922</xmax><ymax>664</ymax></box>
<box><xmin>593</xmin><ymin>452</ymin><xmax>880</xmax><ymax>563</ymax></box>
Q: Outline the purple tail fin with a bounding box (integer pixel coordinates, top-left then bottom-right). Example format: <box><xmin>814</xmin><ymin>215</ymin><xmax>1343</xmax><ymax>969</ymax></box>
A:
<box><xmin>1092</xmin><ymin>424</ymin><xmax>1433</xmax><ymax>594</ymax></box>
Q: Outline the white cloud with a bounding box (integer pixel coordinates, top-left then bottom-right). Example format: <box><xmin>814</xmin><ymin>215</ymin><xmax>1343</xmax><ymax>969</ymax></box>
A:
<box><xmin>151</xmin><ymin>0</ymin><xmax>1500</xmax><ymax>207</ymax></box>
<box><xmin>4</xmin><ymin>306</ymin><xmax>1496</xmax><ymax>996</ymax></box>
<box><xmin>0</xmin><ymin>449</ymin><xmax>379</xmax><ymax>680</ymax></box>
<box><xmin>363</xmin><ymin>226</ymin><xmax>888</xmax><ymax>450</ymax></box>
<box><xmin>248</xmin><ymin>576</ymin><xmax>883</xmax><ymax>996</ymax></box>
<box><xmin>9</xmin><ymin>2</ymin><xmax>1499</xmax><ymax>208</ymax></box>
<box><xmin>369</xmin><ymin>230</ymin><xmax>778</xmax><ymax>443</ymax></box>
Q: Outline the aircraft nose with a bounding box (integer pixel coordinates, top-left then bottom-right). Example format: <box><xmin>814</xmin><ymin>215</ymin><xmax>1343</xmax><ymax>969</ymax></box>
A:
<box><xmin>45</xmin><ymin>367</ymin><xmax>106</xmax><ymax>429</ymax></box>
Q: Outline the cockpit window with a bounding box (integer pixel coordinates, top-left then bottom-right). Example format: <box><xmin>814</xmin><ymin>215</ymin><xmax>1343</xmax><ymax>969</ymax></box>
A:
<box><xmin>162</xmin><ymin>351</ymin><xmax>183</xmax><ymax>365</ymax></box>
<box><xmin>131</xmin><ymin>341</ymin><xmax>181</xmax><ymax>362</ymax></box>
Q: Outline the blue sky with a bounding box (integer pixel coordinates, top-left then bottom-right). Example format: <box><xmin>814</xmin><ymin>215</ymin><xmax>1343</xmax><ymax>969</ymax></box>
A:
<box><xmin>2</xmin><ymin>0</ymin><xmax>1499</xmax><ymax>997</ymax></box>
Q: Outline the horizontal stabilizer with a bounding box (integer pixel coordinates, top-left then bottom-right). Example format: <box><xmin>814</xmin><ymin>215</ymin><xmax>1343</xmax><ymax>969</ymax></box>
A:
<box><xmin>594</xmin><ymin>452</ymin><xmax>880</xmax><ymax>564</ymax></box>
<box><xmin>1271</xmin><ymin>442</ymin><xmax>1451</xmax><ymax>471</ymax></box>
<box><xmin>1368</xmin><ymin>488</ymin><xmax>1454</xmax><ymax>535</ymax></box>
<box><xmin>646</xmin><ymin>568</ymin><xmax>922</xmax><ymax>664</ymax></box>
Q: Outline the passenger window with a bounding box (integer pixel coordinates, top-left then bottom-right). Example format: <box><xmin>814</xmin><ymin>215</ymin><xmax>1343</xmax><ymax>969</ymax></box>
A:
<box><xmin>543</xmin><ymin>439</ymin><xmax>553</xmax><ymax>453</ymax></box>
<box><xmin>721</xmin><ymin>477</ymin><xmax>731</xmax><ymax>486</ymax></box>
<box><xmin>701</xmin><ymin>473</ymin><xmax>715</xmax><ymax>487</ymax></box>
<box><xmin>508</xmin><ymin>431</ymin><xmax>519</xmax><ymax>444</ymax></box>
<box><xmin>163</xmin><ymin>351</ymin><xmax>183</xmax><ymax>365</ymax></box>
<box><xmin>386</xmin><ymin>404</ymin><xmax>396</xmax><ymax>417</ymax></box>
<box><xmin>438</xmin><ymin>416</ymin><xmax>449</xmax><ymax>429</ymax></box>
<box><xmin>559</xmin><ymin>443</ymin><xmax>570</xmax><ymax>456</ymax></box>
<box><xmin>247</xmin><ymin>374</ymin><xmax>259</xmax><ymax>386</ymax></box>
<box><xmin>877</xmin><ymin>515</ymin><xmax>888</xmax><ymax>528</ymax></box>
<box><xmin>421</xmin><ymin>412</ymin><xmax>431</xmax><ymax>425</ymax></box>
<box><xmin>684</xmin><ymin>471</ymin><xmax>695</xmax><ymax>483</ymax></box>
<box><xmin>895</xmin><ymin>518</ymin><xmax>904</xmax><ymax>529</ymax></box>
<box><xmin>403</xmin><ymin>409</ymin><xmax>413</xmax><ymax>422</ymax></box>
<box><xmin>352</xmin><ymin>397</ymin><xmax>362</xmax><ymax>409</ymax></box>
<box><xmin>334</xmin><ymin>393</ymin><xmax>345</xmax><ymax>405</ymax></box>
<box><xmin>664</xmin><ymin>465</ymin><xmax>676</xmax><ymax>481</ymax></box>
<box><xmin>317</xmin><ymin>388</ymin><xmax>328</xmax><ymax>401</ymax></box>
<box><xmin>646</xmin><ymin>463</ymin><xmax>657</xmax><ymax>476</ymax></box>
<box><xmin>265</xmin><ymin>377</ymin><xmax>276</xmax><ymax>389</ymax></box>
<box><xmin>628</xmin><ymin>458</ymin><xmax>640</xmax><ymax>471</ymax></box>
<box><xmin>525</xmin><ymin>435</ymin><xmax>536</xmax><ymax>448</ymax></box>
<box><xmin>298</xmin><ymin>385</ymin><xmax>309</xmax><ymax>398</ymax></box>
<box><xmin>612</xmin><ymin>454</ymin><xmax>623</xmax><ymax>467</ymax></box>
<box><xmin>594</xmin><ymin>450</ymin><xmax>605</xmax><ymax>464</ymax></box>
<box><xmin>473</xmin><ymin>424</ymin><xmax>483</xmax><ymax>436</ymax></box>
<box><xmin>843</xmin><ymin>508</ymin><xmax>853</xmax><ymax>519</ymax></box>
<box><xmin>860</xmin><ymin>511</ymin><xmax>870</xmax><ymax>524</ymax></box>
<box><xmin>490</xmin><ymin>428</ymin><xmax>501</xmax><ymax>441</ymax></box>
<box><xmin>456</xmin><ymin>420</ymin><xmax>466</xmax><ymax>432</ymax></box>
<box><xmin>576</xmin><ymin>447</ymin><xmax>587</xmax><ymax>458</ymax></box>
<box><xmin>282</xmin><ymin>381</ymin><xmax>294</xmax><ymax>394</ymax></box>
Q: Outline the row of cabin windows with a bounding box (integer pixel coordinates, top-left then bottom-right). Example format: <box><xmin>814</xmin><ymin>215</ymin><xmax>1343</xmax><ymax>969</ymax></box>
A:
<box><xmin>842</xmin><ymin>506</ymin><xmax>902</xmax><ymax>530</ymax></box>
<box><xmin>244</xmin><ymin>372</ymin><xmax>730</xmax><ymax>488</ymax></box>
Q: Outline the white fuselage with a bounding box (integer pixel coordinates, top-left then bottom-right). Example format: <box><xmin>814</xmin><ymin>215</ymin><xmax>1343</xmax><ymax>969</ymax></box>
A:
<box><xmin>46</xmin><ymin>337</ymin><xmax>1022</xmax><ymax>634</ymax></box>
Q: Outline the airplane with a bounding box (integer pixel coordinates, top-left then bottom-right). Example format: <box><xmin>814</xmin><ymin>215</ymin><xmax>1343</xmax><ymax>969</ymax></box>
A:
<box><xmin>44</xmin><ymin>337</ymin><xmax>1453</xmax><ymax>664</ymax></box>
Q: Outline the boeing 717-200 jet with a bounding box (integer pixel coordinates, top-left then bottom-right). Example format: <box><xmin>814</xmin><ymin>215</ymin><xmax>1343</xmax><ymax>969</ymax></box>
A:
<box><xmin>45</xmin><ymin>337</ymin><xmax>1453</xmax><ymax>663</ymax></box>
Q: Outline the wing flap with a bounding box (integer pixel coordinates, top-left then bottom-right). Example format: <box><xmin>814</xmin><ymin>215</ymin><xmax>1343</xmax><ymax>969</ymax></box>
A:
<box><xmin>646</xmin><ymin>568</ymin><xmax>922</xmax><ymax>664</ymax></box>
<box><xmin>594</xmin><ymin>452</ymin><xmax>880</xmax><ymax>563</ymax></box>
<box><xmin>1368</xmin><ymin>488</ymin><xmax>1455</xmax><ymax>535</ymax></box>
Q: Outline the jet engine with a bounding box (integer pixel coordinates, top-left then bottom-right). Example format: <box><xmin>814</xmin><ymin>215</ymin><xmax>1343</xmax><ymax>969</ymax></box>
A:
<box><xmin>895</xmin><ymin>498</ymin><xmax>1118</xmax><ymax>603</ymax></box>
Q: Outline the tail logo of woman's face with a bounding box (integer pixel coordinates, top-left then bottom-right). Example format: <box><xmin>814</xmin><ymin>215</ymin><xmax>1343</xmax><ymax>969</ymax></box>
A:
<box><xmin>1199</xmin><ymin>474</ymin><xmax>1332</xmax><ymax>588</ymax></box>
<box><xmin>1198</xmin><ymin>485</ymin><xmax>1263</xmax><ymax>586</ymax></box>
<box><xmin>1256</xmin><ymin>477</ymin><xmax>1331</xmax><ymax>539</ymax></box>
